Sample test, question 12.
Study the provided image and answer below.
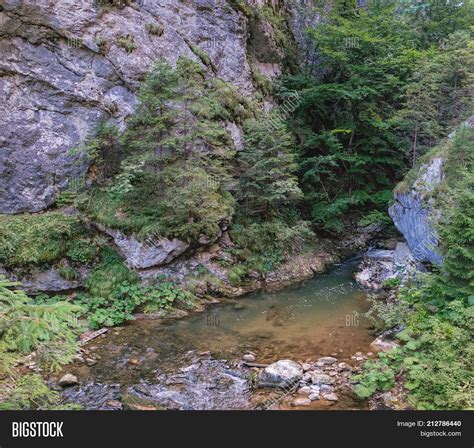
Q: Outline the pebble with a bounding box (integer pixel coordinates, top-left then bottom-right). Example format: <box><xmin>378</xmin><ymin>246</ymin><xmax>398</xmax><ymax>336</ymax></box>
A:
<box><xmin>318</xmin><ymin>356</ymin><xmax>338</xmax><ymax>365</ymax></box>
<box><xmin>297</xmin><ymin>386</ymin><xmax>312</xmax><ymax>395</ymax></box>
<box><xmin>86</xmin><ymin>358</ymin><xmax>97</xmax><ymax>366</ymax></box>
<box><xmin>243</xmin><ymin>354</ymin><xmax>256</xmax><ymax>362</ymax></box>
<box><xmin>310</xmin><ymin>373</ymin><xmax>334</xmax><ymax>385</ymax></box>
<box><xmin>302</xmin><ymin>363</ymin><xmax>312</xmax><ymax>372</ymax></box>
<box><xmin>291</xmin><ymin>398</ymin><xmax>311</xmax><ymax>407</ymax></box>
<box><xmin>338</xmin><ymin>362</ymin><xmax>350</xmax><ymax>371</ymax></box>
<box><xmin>322</xmin><ymin>392</ymin><xmax>338</xmax><ymax>402</ymax></box>
<box><xmin>308</xmin><ymin>393</ymin><xmax>320</xmax><ymax>401</ymax></box>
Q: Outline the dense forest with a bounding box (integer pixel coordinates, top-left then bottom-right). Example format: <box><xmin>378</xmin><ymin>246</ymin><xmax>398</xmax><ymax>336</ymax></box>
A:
<box><xmin>0</xmin><ymin>0</ymin><xmax>472</xmax><ymax>410</ymax></box>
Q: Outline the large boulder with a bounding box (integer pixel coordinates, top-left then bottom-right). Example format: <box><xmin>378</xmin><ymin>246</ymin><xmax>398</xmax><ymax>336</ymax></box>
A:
<box><xmin>97</xmin><ymin>225</ymin><xmax>190</xmax><ymax>270</ymax></box>
<box><xmin>259</xmin><ymin>360</ymin><xmax>303</xmax><ymax>388</ymax></box>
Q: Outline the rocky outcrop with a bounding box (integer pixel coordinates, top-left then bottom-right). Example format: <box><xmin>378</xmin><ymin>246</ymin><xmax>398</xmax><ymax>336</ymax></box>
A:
<box><xmin>0</xmin><ymin>0</ymin><xmax>254</xmax><ymax>213</ymax></box>
<box><xmin>96</xmin><ymin>225</ymin><xmax>190</xmax><ymax>269</ymax></box>
<box><xmin>1</xmin><ymin>264</ymin><xmax>91</xmax><ymax>293</ymax></box>
<box><xmin>354</xmin><ymin>242</ymin><xmax>424</xmax><ymax>290</ymax></box>
<box><xmin>389</xmin><ymin>159</ymin><xmax>444</xmax><ymax>265</ymax></box>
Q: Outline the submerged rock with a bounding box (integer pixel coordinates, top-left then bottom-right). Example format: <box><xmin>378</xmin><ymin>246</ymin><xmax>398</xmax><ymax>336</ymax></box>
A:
<box><xmin>62</xmin><ymin>383</ymin><xmax>121</xmax><ymax>410</ymax></box>
<box><xmin>127</xmin><ymin>358</ymin><xmax>250</xmax><ymax>410</ymax></box>
<box><xmin>259</xmin><ymin>360</ymin><xmax>303</xmax><ymax>388</ymax></box>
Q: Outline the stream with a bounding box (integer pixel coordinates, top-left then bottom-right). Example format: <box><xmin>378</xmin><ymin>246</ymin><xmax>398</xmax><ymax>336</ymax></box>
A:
<box><xmin>62</xmin><ymin>257</ymin><xmax>374</xmax><ymax>410</ymax></box>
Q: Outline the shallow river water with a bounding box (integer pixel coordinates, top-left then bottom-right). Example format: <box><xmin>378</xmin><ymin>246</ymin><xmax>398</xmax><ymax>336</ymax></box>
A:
<box><xmin>64</xmin><ymin>257</ymin><xmax>374</xmax><ymax>410</ymax></box>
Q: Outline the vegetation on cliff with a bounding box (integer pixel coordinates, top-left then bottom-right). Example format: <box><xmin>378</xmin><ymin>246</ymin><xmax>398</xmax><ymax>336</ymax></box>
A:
<box><xmin>354</xmin><ymin>127</ymin><xmax>474</xmax><ymax>410</ymax></box>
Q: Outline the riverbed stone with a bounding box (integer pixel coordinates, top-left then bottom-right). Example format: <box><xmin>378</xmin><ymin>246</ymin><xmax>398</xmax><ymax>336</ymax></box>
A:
<box><xmin>308</xmin><ymin>392</ymin><xmax>320</xmax><ymax>401</ymax></box>
<box><xmin>243</xmin><ymin>353</ymin><xmax>256</xmax><ymax>363</ymax></box>
<box><xmin>297</xmin><ymin>386</ymin><xmax>312</xmax><ymax>396</ymax></box>
<box><xmin>317</xmin><ymin>356</ymin><xmax>337</xmax><ymax>365</ymax></box>
<box><xmin>310</xmin><ymin>373</ymin><xmax>334</xmax><ymax>386</ymax></box>
<box><xmin>291</xmin><ymin>397</ymin><xmax>311</xmax><ymax>407</ymax></box>
<box><xmin>370</xmin><ymin>336</ymin><xmax>399</xmax><ymax>353</ymax></box>
<box><xmin>259</xmin><ymin>360</ymin><xmax>303</xmax><ymax>388</ymax></box>
<box><xmin>59</xmin><ymin>373</ymin><xmax>79</xmax><ymax>387</ymax></box>
<box><xmin>322</xmin><ymin>392</ymin><xmax>338</xmax><ymax>402</ymax></box>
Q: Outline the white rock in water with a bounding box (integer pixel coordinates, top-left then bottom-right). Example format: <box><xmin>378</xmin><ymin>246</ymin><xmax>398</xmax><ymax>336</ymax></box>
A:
<box><xmin>259</xmin><ymin>360</ymin><xmax>303</xmax><ymax>388</ymax></box>
<box><xmin>243</xmin><ymin>353</ymin><xmax>256</xmax><ymax>362</ymax></box>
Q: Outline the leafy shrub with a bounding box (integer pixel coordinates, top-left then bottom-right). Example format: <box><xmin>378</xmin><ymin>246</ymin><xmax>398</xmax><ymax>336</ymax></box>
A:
<box><xmin>382</xmin><ymin>277</ymin><xmax>401</xmax><ymax>290</ymax></box>
<box><xmin>227</xmin><ymin>217</ymin><xmax>316</xmax><ymax>284</ymax></box>
<box><xmin>145</xmin><ymin>23</ymin><xmax>164</xmax><ymax>36</ymax></box>
<box><xmin>355</xmin><ymin>276</ymin><xmax>474</xmax><ymax>409</ymax></box>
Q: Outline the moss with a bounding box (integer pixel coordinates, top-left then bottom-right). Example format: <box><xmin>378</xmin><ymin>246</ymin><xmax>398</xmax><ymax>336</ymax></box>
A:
<box><xmin>0</xmin><ymin>212</ymin><xmax>100</xmax><ymax>269</ymax></box>
<box><xmin>57</xmin><ymin>266</ymin><xmax>79</xmax><ymax>281</ymax></box>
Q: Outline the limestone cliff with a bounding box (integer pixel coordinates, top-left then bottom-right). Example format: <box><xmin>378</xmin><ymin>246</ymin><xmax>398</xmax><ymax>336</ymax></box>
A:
<box><xmin>1</xmin><ymin>0</ymin><xmax>307</xmax><ymax>213</ymax></box>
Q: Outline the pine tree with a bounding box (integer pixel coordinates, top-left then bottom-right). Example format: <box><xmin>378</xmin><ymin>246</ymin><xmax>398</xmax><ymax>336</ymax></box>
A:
<box><xmin>237</xmin><ymin>117</ymin><xmax>302</xmax><ymax>218</ymax></box>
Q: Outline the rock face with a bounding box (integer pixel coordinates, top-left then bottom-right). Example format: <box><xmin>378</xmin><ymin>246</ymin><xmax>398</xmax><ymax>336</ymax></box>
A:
<box><xmin>97</xmin><ymin>225</ymin><xmax>190</xmax><ymax>269</ymax></box>
<box><xmin>354</xmin><ymin>243</ymin><xmax>424</xmax><ymax>290</ymax></box>
<box><xmin>0</xmin><ymin>0</ymin><xmax>254</xmax><ymax>213</ymax></box>
<box><xmin>8</xmin><ymin>266</ymin><xmax>90</xmax><ymax>293</ymax></box>
<box><xmin>389</xmin><ymin>159</ymin><xmax>444</xmax><ymax>265</ymax></box>
<box><xmin>259</xmin><ymin>360</ymin><xmax>303</xmax><ymax>388</ymax></box>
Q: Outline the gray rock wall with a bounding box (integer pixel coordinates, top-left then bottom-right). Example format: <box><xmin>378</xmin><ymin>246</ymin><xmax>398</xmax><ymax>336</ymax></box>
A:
<box><xmin>388</xmin><ymin>158</ymin><xmax>444</xmax><ymax>265</ymax></box>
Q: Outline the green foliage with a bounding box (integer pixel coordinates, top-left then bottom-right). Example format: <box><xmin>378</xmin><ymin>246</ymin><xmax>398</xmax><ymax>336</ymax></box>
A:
<box><xmin>0</xmin><ymin>277</ymin><xmax>83</xmax><ymax>371</ymax></box>
<box><xmin>227</xmin><ymin>215</ymin><xmax>316</xmax><ymax>284</ymax></box>
<box><xmin>382</xmin><ymin>277</ymin><xmax>401</xmax><ymax>290</ymax></box>
<box><xmin>280</xmin><ymin>0</ymin><xmax>473</xmax><ymax>232</ymax></box>
<box><xmin>0</xmin><ymin>373</ymin><xmax>79</xmax><ymax>410</ymax></box>
<box><xmin>356</xmin><ymin>125</ymin><xmax>474</xmax><ymax>410</ymax></box>
<box><xmin>57</xmin><ymin>266</ymin><xmax>79</xmax><ymax>282</ymax></box>
<box><xmin>76</xmin><ymin>249</ymin><xmax>190</xmax><ymax>327</ymax></box>
<box><xmin>145</xmin><ymin>23</ymin><xmax>164</xmax><ymax>36</ymax></box>
<box><xmin>81</xmin><ymin>58</ymin><xmax>244</xmax><ymax>243</ymax></box>
<box><xmin>392</xmin><ymin>31</ymin><xmax>473</xmax><ymax>165</ymax></box>
<box><xmin>435</xmin><ymin>127</ymin><xmax>474</xmax><ymax>296</ymax></box>
<box><xmin>237</xmin><ymin>117</ymin><xmax>302</xmax><ymax>218</ymax></box>
<box><xmin>356</xmin><ymin>278</ymin><xmax>473</xmax><ymax>409</ymax></box>
<box><xmin>142</xmin><ymin>281</ymin><xmax>192</xmax><ymax>313</ymax></box>
<box><xmin>0</xmin><ymin>212</ymin><xmax>100</xmax><ymax>269</ymax></box>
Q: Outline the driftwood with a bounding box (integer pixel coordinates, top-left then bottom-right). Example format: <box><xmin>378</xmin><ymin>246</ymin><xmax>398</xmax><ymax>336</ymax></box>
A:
<box><xmin>79</xmin><ymin>328</ymin><xmax>108</xmax><ymax>346</ymax></box>
<box><xmin>243</xmin><ymin>362</ymin><xmax>269</xmax><ymax>368</ymax></box>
